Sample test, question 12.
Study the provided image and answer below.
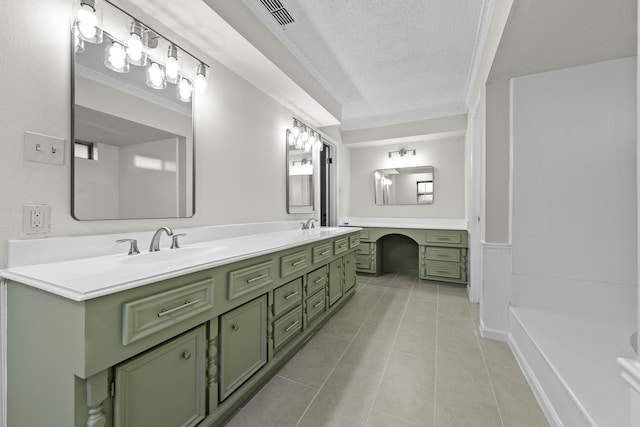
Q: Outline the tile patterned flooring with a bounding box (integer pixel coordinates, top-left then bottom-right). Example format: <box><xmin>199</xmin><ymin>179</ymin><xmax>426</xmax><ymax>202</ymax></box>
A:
<box><xmin>224</xmin><ymin>273</ymin><xmax>549</xmax><ymax>427</ymax></box>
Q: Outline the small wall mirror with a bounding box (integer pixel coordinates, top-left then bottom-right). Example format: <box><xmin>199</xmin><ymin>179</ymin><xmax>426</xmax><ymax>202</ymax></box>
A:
<box><xmin>286</xmin><ymin>130</ymin><xmax>315</xmax><ymax>214</ymax></box>
<box><xmin>374</xmin><ymin>166</ymin><xmax>434</xmax><ymax>205</ymax></box>
<box><xmin>71</xmin><ymin>8</ymin><xmax>195</xmax><ymax>220</ymax></box>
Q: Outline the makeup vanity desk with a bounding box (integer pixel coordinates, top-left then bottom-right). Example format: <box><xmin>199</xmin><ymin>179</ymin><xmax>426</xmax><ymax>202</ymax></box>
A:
<box><xmin>342</xmin><ymin>218</ymin><xmax>469</xmax><ymax>285</ymax></box>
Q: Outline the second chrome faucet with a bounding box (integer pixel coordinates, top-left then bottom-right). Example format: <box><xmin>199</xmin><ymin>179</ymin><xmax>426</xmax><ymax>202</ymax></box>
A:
<box><xmin>149</xmin><ymin>227</ymin><xmax>173</xmax><ymax>252</ymax></box>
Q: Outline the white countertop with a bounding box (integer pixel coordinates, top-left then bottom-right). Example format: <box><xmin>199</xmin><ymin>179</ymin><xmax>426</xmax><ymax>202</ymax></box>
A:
<box><xmin>0</xmin><ymin>227</ymin><xmax>360</xmax><ymax>302</ymax></box>
<box><xmin>340</xmin><ymin>217</ymin><xmax>467</xmax><ymax>230</ymax></box>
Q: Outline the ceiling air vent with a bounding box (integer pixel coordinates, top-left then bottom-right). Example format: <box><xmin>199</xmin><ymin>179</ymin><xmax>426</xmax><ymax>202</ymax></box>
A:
<box><xmin>260</xmin><ymin>0</ymin><xmax>295</xmax><ymax>26</ymax></box>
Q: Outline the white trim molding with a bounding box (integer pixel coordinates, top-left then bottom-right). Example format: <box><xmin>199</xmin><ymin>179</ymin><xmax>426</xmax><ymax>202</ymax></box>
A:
<box><xmin>618</xmin><ymin>357</ymin><xmax>640</xmax><ymax>425</ymax></box>
<box><xmin>479</xmin><ymin>241</ymin><xmax>511</xmax><ymax>340</ymax></box>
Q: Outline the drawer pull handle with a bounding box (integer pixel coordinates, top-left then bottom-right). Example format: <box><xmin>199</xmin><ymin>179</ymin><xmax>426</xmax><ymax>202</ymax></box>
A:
<box><xmin>436</xmin><ymin>237</ymin><xmax>450</xmax><ymax>241</ymax></box>
<box><xmin>285</xmin><ymin>320</ymin><xmax>300</xmax><ymax>332</ymax></box>
<box><xmin>157</xmin><ymin>300</ymin><xmax>199</xmax><ymax>317</ymax></box>
<box><xmin>314</xmin><ymin>277</ymin><xmax>324</xmax><ymax>284</ymax></box>
<box><xmin>182</xmin><ymin>351</ymin><xmax>191</xmax><ymax>360</ymax></box>
<box><xmin>321</xmin><ymin>250</ymin><xmax>330</xmax><ymax>256</ymax></box>
<box><xmin>437</xmin><ymin>254</ymin><xmax>450</xmax><ymax>258</ymax></box>
<box><xmin>437</xmin><ymin>270</ymin><xmax>451</xmax><ymax>274</ymax></box>
<box><xmin>232</xmin><ymin>323</ymin><xmax>239</xmax><ymax>331</ymax></box>
<box><xmin>284</xmin><ymin>291</ymin><xmax>299</xmax><ymax>300</ymax></box>
<box><xmin>247</xmin><ymin>273</ymin><xmax>269</xmax><ymax>283</ymax></box>
<box><xmin>313</xmin><ymin>301</ymin><xmax>324</xmax><ymax>309</ymax></box>
<box><xmin>292</xmin><ymin>259</ymin><xmax>306</xmax><ymax>266</ymax></box>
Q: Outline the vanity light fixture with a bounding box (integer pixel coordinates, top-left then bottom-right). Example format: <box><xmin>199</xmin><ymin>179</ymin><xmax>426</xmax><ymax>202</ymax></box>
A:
<box><xmin>165</xmin><ymin>45</ymin><xmax>181</xmax><ymax>84</ymax></box>
<box><xmin>74</xmin><ymin>0</ymin><xmax>103</xmax><ymax>43</ymax></box>
<box><xmin>388</xmin><ymin>148</ymin><xmax>416</xmax><ymax>158</ymax></box>
<box><xmin>287</xmin><ymin>118</ymin><xmax>323</xmax><ymax>152</ymax></box>
<box><xmin>126</xmin><ymin>21</ymin><xmax>147</xmax><ymax>65</ymax></box>
<box><xmin>72</xmin><ymin>0</ymin><xmax>209</xmax><ymax>98</ymax></box>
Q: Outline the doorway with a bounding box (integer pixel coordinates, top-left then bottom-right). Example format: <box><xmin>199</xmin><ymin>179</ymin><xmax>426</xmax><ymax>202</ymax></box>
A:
<box><xmin>319</xmin><ymin>140</ymin><xmax>337</xmax><ymax>226</ymax></box>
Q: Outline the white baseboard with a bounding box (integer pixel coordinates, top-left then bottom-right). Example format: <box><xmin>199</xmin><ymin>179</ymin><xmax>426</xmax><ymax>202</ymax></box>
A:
<box><xmin>479</xmin><ymin>319</ymin><xmax>509</xmax><ymax>341</ymax></box>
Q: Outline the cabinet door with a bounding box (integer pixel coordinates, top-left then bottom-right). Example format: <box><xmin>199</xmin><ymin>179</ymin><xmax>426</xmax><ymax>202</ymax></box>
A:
<box><xmin>343</xmin><ymin>252</ymin><xmax>356</xmax><ymax>292</ymax></box>
<box><xmin>328</xmin><ymin>259</ymin><xmax>343</xmax><ymax>306</ymax></box>
<box><xmin>219</xmin><ymin>296</ymin><xmax>267</xmax><ymax>401</ymax></box>
<box><xmin>114</xmin><ymin>326</ymin><xmax>206</xmax><ymax>427</ymax></box>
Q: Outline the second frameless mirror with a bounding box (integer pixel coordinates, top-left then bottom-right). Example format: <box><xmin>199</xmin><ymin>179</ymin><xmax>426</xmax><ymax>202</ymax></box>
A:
<box><xmin>374</xmin><ymin>166</ymin><xmax>434</xmax><ymax>205</ymax></box>
<box><xmin>286</xmin><ymin>130</ymin><xmax>315</xmax><ymax>214</ymax></box>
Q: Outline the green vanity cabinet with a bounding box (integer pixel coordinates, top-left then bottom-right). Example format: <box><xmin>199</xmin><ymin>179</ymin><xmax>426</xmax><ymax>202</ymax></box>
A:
<box><xmin>5</xmin><ymin>230</ymin><xmax>360</xmax><ymax>427</ymax></box>
<box><xmin>328</xmin><ymin>258</ymin><xmax>343</xmax><ymax>306</ymax></box>
<box><xmin>114</xmin><ymin>326</ymin><xmax>207</xmax><ymax>427</ymax></box>
<box><xmin>219</xmin><ymin>296</ymin><xmax>268</xmax><ymax>401</ymax></box>
<box><xmin>354</xmin><ymin>227</ymin><xmax>468</xmax><ymax>285</ymax></box>
<box><xmin>343</xmin><ymin>251</ymin><xmax>356</xmax><ymax>292</ymax></box>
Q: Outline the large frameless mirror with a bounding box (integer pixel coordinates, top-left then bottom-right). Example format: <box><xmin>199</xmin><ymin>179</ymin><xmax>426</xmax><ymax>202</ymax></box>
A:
<box><xmin>374</xmin><ymin>166</ymin><xmax>435</xmax><ymax>205</ymax></box>
<box><xmin>286</xmin><ymin>130</ymin><xmax>315</xmax><ymax>214</ymax></box>
<box><xmin>71</xmin><ymin>0</ymin><xmax>199</xmax><ymax>220</ymax></box>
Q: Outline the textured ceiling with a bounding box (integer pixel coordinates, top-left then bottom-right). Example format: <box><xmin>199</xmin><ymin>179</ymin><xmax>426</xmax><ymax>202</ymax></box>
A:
<box><xmin>242</xmin><ymin>0</ymin><xmax>491</xmax><ymax>130</ymax></box>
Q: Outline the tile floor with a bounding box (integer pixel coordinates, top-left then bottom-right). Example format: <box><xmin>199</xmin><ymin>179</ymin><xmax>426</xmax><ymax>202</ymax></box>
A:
<box><xmin>224</xmin><ymin>272</ymin><xmax>549</xmax><ymax>427</ymax></box>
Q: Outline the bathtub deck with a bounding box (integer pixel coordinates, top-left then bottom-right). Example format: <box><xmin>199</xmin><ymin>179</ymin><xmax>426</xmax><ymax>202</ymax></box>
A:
<box><xmin>510</xmin><ymin>306</ymin><xmax>636</xmax><ymax>427</ymax></box>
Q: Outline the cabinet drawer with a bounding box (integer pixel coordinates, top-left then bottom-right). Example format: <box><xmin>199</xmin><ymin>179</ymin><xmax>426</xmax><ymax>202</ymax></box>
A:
<box><xmin>219</xmin><ymin>296</ymin><xmax>268</xmax><ymax>401</ymax></box>
<box><xmin>280</xmin><ymin>250</ymin><xmax>309</xmax><ymax>278</ymax></box>
<box><xmin>312</xmin><ymin>242</ymin><xmax>332</xmax><ymax>264</ymax></box>
<box><xmin>425</xmin><ymin>230</ymin><xmax>463</xmax><ymax>245</ymax></box>
<box><xmin>273</xmin><ymin>307</ymin><xmax>302</xmax><ymax>352</ymax></box>
<box><xmin>356</xmin><ymin>242</ymin><xmax>371</xmax><ymax>256</ymax></box>
<box><xmin>122</xmin><ymin>278</ymin><xmax>215</xmax><ymax>345</ymax></box>
<box><xmin>306</xmin><ymin>266</ymin><xmax>327</xmax><ymax>296</ymax></box>
<box><xmin>349</xmin><ymin>234</ymin><xmax>360</xmax><ymax>248</ymax></box>
<box><xmin>115</xmin><ymin>326</ymin><xmax>207</xmax><ymax>427</ymax></box>
<box><xmin>305</xmin><ymin>289</ymin><xmax>326</xmax><ymax>324</ymax></box>
<box><xmin>426</xmin><ymin>247</ymin><xmax>462</xmax><ymax>263</ymax></box>
<box><xmin>334</xmin><ymin>237</ymin><xmax>349</xmax><ymax>255</ymax></box>
<box><xmin>273</xmin><ymin>278</ymin><xmax>302</xmax><ymax>318</ymax></box>
<box><xmin>356</xmin><ymin>256</ymin><xmax>371</xmax><ymax>270</ymax></box>
<box><xmin>425</xmin><ymin>262</ymin><xmax>463</xmax><ymax>280</ymax></box>
<box><xmin>228</xmin><ymin>260</ymin><xmax>275</xmax><ymax>301</ymax></box>
<box><xmin>359</xmin><ymin>230</ymin><xmax>370</xmax><ymax>240</ymax></box>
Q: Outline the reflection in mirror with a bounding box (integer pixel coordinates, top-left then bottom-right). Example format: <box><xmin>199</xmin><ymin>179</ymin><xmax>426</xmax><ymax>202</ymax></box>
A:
<box><xmin>286</xmin><ymin>130</ymin><xmax>315</xmax><ymax>214</ymax></box>
<box><xmin>374</xmin><ymin>166</ymin><xmax>434</xmax><ymax>205</ymax></box>
<box><xmin>71</xmin><ymin>2</ymin><xmax>197</xmax><ymax>220</ymax></box>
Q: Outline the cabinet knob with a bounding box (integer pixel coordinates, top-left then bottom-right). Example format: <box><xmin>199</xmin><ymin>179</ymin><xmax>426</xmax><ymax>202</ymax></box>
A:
<box><xmin>182</xmin><ymin>351</ymin><xmax>191</xmax><ymax>360</ymax></box>
<box><xmin>232</xmin><ymin>323</ymin><xmax>239</xmax><ymax>331</ymax></box>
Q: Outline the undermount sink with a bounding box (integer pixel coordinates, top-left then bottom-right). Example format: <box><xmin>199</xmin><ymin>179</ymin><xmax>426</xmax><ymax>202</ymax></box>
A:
<box><xmin>122</xmin><ymin>247</ymin><xmax>224</xmax><ymax>265</ymax></box>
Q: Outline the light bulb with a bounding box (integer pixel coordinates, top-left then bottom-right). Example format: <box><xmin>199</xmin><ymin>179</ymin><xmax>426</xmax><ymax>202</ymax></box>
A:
<box><xmin>301</xmin><ymin>128</ymin><xmax>309</xmax><ymax>142</ymax></box>
<box><xmin>74</xmin><ymin>34</ymin><xmax>84</xmax><ymax>53</ymax></box>
<box><xmin>287</xmin><ymin>131</ymin><xmax>295</xmax><ymax>146</ymax></box>
<box><xmin>77</xmin><ymin>6</ymin><xmax>97</xmax><ymax>39</ymax></box>
<box><xmin>177</xmin><ymin>78</ymin><xmax>192</xmax><ymax>102</ymax></box>
<box><xmin>146</xmin><ymin>62</ymin><xmax>166</xmax><ymax>89</ymax></box>
<box><xmin>292</xmin><ymin>123</ymin><xmax>300</xmax><ymax>138</ymax></box>
<box><xmin>195</xmin><ymin>63</ymin><xmax>207</xmax><ymax>94</ymax></box>
<box><xmin>127</xmin><ymin>34</ymin><xmax>143</xmax><ymax>62</ymax></box>
<box><xmin>165</xmin><ymin>45</ymin><xmax>180</xmax><ymax>84</ymax></box>
<box><xmin>105</xmin><ymin>40</ymin><xmax>129</xmax><ymax>73</ymax></box>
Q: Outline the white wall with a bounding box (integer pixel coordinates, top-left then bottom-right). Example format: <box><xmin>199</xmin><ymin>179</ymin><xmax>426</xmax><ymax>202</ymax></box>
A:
<box><xmin>348</xmin><ymin>138</ymin><xmax>466</xmax><ymax>219</ymax></box>
<box><xmin>511</xmin><ymin>57</ymin><xmax>637</xmax><ymax>318</ymax></box>
<box><xmin>74</xmin><ymin>142</ymin><xmax>120</xmax><ymax>219</ymax></box>
<box><xmin>0</xmin><ymin>0</ymin><xmax>323</xmax><ymax>267</ymax></box>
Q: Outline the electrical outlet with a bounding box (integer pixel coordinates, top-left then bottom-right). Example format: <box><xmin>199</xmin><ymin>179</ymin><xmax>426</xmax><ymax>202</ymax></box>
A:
<box><xmin>23</xmin><ymin>204</ymin><xmax>50</xmax><ymax>234</ymax></box>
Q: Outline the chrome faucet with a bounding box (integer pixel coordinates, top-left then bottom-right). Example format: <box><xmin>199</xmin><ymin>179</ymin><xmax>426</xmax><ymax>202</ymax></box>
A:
<box><xmin>301</xmin><ymin>218</ymin><xmax>318</xmax><ymax>230</ymax></box>
<box><xmin>149</xmin><ymin>227</ymin><xmax>173</xmax><ymax>252</ymax></box>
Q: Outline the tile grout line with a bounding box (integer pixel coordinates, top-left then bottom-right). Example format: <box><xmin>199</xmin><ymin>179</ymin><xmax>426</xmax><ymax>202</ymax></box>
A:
<box><xmin>467</xmin><ymin>293</ymin><xmax>506</xmax><ymax>427</ymax></box>
<box><xmin>293</xmin><ymin>274</ymin><xmax>387</xmax><ymax>427</ymax></box>
<box><xmin>363</xmin><ymin>273</ymin><xmax>415</xmax><ymax>426</ymax></box>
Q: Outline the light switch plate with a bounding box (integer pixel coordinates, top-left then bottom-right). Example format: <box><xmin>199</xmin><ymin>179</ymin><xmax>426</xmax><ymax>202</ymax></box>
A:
<box><xmin>24</xmin><ymin>131</ymin><xmax>65</xmax><ymax>165</ymax></box>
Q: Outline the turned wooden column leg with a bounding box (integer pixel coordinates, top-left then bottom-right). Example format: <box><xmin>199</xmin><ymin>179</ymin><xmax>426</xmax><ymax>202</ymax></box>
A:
<box><xmin>85</xmin><ymin>370</ymin><xmax>109</xmax><ymax>427</ymax></box>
